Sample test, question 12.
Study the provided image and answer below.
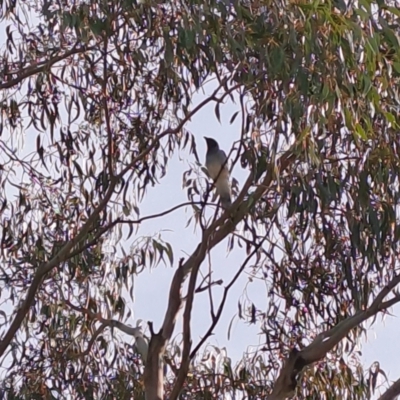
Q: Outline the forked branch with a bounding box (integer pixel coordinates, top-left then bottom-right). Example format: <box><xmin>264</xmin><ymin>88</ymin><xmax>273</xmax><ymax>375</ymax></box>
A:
<box><xmin>268</xmin><ymin>275</ymin><xmax>400</xmax><ymax>400</ymax></box>
<box><xmin>144</xmin><ymin>148</ymin><xmax>296</xmax><ymax>400</ymax></box>
<box><xmin>0</xmin><ymin>83</ymin><xmax>237</xmax><ymax>364</ymax></box>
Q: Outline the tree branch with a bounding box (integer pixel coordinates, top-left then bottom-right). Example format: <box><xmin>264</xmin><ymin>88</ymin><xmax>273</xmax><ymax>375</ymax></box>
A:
<box><xmin>189</xmin><ymin>233</ymin><xmax>267</xmax><ymax>360</ymax></box>
<box><xmin>0</xmin><ymin>44</ymin><xmax>95</xmax><ymax>90</ymax></box>
<box><xmin>0</xmin><ymin>62</ymin><xmax>242</xmax><ymax>393</ymax></box>
<box><xmin>0</xmin><ymin>89</ymin><xmax>222</xmax><ymax>357</ymax></box>
<box><xmin>68</xmin><ymin>201</ymin><xmax>216</xmax><ymax>261</ymax></box>
<box><xmin>377</xmin><ymin>378</ymin><xmax>400</xmax><ymax>400</ymax></box>
<box><xmin>143</xmin><ymin>147</ymin><xmax>297</xmax><ymax>400</ymax></box>
<box><xmin>0</xmin><ymin>175</ymin><xmax>118</xmax><ymax>358</ymax></box>
<box><xmin>168</xmin><ymin>239</ymin><xmax>200</xmax><ymax>400</ymax></box>
<box><xmin>64</xmin><ymin>298</ymin><xmax>142</xmax><ymax>337</ymax></box>
<box><xmin>102</xmin><ymin>35</ymin><xmax>114</xmax><ymax>177</ymax></box>
<box><xmin>120</xmin><ymin>201</ymin><xmax>216</xmax><ymax>225</ymax></box>
<box><xmin>268</xmin><ymin>275</ymin><xmax>400</xmax><ymax>400</ymax></box>
<box><xmin>79</xmin><ymin>323</ymin><xmax>108</xmax><ymax>357</ymax></box>
<box><xmin>117</xmin><ymin>82</ymin><xmax>242</xmax><ymax>179</ymax></box>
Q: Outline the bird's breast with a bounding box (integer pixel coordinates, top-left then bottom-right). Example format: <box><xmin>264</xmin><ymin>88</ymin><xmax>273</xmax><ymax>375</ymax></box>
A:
<box><xmin>206</xmin><ymin>160</ymin><xmax>229</xmax><ymax>181</ymax></box>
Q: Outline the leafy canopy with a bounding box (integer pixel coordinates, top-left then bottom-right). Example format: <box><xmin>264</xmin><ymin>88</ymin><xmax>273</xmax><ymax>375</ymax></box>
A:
<box><xmin>0</xmin><ymin>0</ymin><xmax>400</xmax><ymax>398</ymax></box>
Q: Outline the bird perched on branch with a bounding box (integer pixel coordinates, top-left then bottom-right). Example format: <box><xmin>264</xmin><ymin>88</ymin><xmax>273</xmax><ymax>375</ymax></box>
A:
<box><xmin>204</xmin><ymin>137</ymin><xmax>232</xmax><ymax>209</ymax></box>
<box><xmin>133</xmin><ymin>320</ymin><xmax>149</xmax><ymax>363</ymax></box>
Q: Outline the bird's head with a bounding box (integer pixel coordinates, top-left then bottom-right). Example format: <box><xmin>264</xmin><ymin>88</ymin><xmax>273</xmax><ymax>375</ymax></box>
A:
<box><xmin>204</xmin><ymin>137</ymin><xmax>219</xmax><ymax>151</ymax></box>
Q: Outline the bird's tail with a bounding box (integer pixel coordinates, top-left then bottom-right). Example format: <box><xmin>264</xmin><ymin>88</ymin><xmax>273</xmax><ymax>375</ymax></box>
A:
<box><xmin>215</xmin><ymin>176</ymin><xmax>232</xmax><ymax>209</ymax></box>
<box><xmin>220</xmin><ymin>191</ymin><xmax>232</xmax><ymax>209</ymax></box>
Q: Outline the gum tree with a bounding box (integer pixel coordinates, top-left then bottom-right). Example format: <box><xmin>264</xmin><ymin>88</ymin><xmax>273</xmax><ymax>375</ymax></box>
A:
<box><xmin>0</xmin><ymin>0</ymin><xmax>400</xmax><ymax>398</ymax></box>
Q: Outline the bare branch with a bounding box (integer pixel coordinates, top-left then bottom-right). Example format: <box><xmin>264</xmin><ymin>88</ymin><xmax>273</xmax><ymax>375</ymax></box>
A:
<box><xmin>64</xmin><ymin>298</ymin><xmax>142</xmax><ymax>337</ymax></box>
<box><xmin>120</xmin><ymin>201</ymin><xmax>216</xmax><ymax>225</ymax></box>
<box><xmin>268</xmin><ymin>275</ymin><xmax>400</xmax><ymax>400</ymax></box>
<box><xmin>169</xmin><ymin>237</ymin><xmax>203</xmax><ymax>400</ymax></box>
<box><xmin>189</xmin><ymin>234</ymin><xmax>267</xmax><ymax>360</ymax></box>
<box><xmin>377</xmin><ymin>378</ymin><xmax>400</xmax><ymax>400</ymax></box>
<box><xmin>195</xmin><ymin>279</ymin><xmax>223</xmax><ymax>294</ymax></box>
<box><xmin>207</xmin><ymin>264</ymin><xmax>216</xmax><ymax>320</ymax></box>
<box><xmin>144</xmin><ymin>258</ymin><xmax>186</xmax><ymax>400</ymax></box>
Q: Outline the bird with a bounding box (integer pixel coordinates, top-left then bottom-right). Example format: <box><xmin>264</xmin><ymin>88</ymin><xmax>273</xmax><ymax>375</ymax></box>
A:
<box><xmin>133</xmin><ymin>320</ymin><xmax>149</xmax><ymax>363</ymax></box>
<box><xmin>204</xmin><ymin>137</ymin><xmax>232</xmax><ymax>209</ymax></box>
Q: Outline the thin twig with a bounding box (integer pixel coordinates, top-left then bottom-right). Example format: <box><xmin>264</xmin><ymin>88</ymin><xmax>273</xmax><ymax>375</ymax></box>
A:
<box><xmin>102</xmin><ymin>35</ymin><xmax>114</xmax><ymax>177</ymax></box>
<box><xmin>190</xmin><ymin>234</ymin><xmax>267</xmax><ymax>359</ymax></box>
<box><xmin>117</xmin><ymin>82</ymin><xmax>242</xmax><ymax>179</ymax></box>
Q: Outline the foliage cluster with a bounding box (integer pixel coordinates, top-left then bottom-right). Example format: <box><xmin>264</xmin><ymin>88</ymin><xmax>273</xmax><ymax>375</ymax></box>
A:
<box><xmin>0</xmin><ymin>0</ymin><xmax>400</xmax><ymax>398</ymax></box>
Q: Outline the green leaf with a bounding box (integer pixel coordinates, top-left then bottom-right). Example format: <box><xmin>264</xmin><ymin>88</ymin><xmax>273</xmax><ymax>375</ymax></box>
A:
<box><xmin>382</xmin><ymin>26</ymin><xmax>400</xmax><ymax>49</ymax></box>
<box><xmin>354</xmin><ymin>123</ymin><xmax>368</xmax><ymax>140</ymax></box>
<box><xmin>165</xmin><ymin>242</ymin><xmax>174</xmax><ymax>266</ymax></box>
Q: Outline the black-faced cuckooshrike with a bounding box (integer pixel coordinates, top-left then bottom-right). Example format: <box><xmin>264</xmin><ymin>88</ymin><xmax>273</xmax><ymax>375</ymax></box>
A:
<box><xmin>204</xmin><ymin>137</ymin><xmax>232</xmax><ymax>209</ymax></box>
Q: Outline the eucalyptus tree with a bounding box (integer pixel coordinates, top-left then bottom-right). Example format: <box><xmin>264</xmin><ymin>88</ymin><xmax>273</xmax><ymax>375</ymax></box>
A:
<box><xmin>0</xmin><ymin>0</ymin><xmax>400</xmax><ymax>399</ymax></box>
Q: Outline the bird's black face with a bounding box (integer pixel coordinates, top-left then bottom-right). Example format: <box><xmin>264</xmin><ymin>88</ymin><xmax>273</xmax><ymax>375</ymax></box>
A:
<box><xmin>204</xmin><ymin>137</ymin><xmax>219</xmax><ymax>150</ymax></box>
